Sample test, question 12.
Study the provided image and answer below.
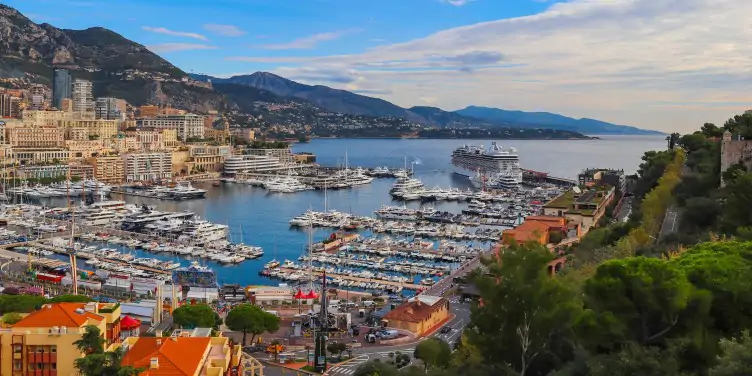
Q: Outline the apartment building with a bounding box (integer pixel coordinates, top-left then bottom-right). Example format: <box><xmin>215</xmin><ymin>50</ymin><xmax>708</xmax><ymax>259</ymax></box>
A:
<box><xmin>68</xmin><ymin>163</ymin><xmax>95</xmax><ymax>179</ymax></box>
<box><xmin>0</xmin><ymin>93</ymin><xmax>21</xmax><ymax>118</ymax></box>
<box><xmin>129</xmin><ymin>129</ymin><xmax>164</xmax><ymax>151</ymax></box>
<box><xmin>0</xmin><ymin>302</ymin><xmax>121</xmax><ymax>376</ymax></box>
<box><xmin>20</xmin><ymin>164</ymin><xmax>69</xmax><ymax>179</ymax></box>
<box><xmin>58</xmin><ymin>119</ymin><xmax>119</xmax><ymax>139</ymax></box>
<box><xmin>66</xmin><ymin>140</ymin><xmax>105</xmax><ymax>159</ymax></box>
<box><xmin>20</xmin><ymin>110</ymin><xmax>71</xmax><ymax>127</ymax></box>
<box><xmin>138</xmin><ymin>105</ymin><xmax>159</xmax><ymax>118</ymax></box>
<box><xmin>136</xmin><ymin>114</ymin><xmax>205</xmax><ymax>141</ymax></box>
<box><xmin>7</xmin><ymin>127</ymin><xmax>65</xmax><ymax>148</ymax></box>
<box><xmin>72</xmin><ymin>79</ymin><xmax>94</xmax><ymax>113</ymax></box>
<box><xmin>162</xmin><ymin>129</ymin><xmax>179</xmax><ymax>148</ymax></box>
<box><xmin>112</xmin><ymin>330</ymin><xmax>244</xmax><ymax>376</ymax></box>
<box><xmin>11</xmin><ymin>149</ymin><xmax>70</xmax><ymax>164</ymax></box>
<box><xmin>52</xmin><ymin>69</ymin><xmax>71</xmax><ymax>109</ymax></box>
<box><xmin>87</xmin><ymin>156</ymin><xmax>125</xmax><ymax>183</ymax></box>
<box><xmin>65</xmin><ymin>127</ymin><xmax>89</xmax><ymax>141</ymax></box>
<box><xmin>95</xmin><ymin>97</ymin><xmax>122</xmax><ymax>120</ymax></box>
<box><xmin>124</xmin><ymin>152</ymin><xmax>172</xmax><ymax>182</ymax></box>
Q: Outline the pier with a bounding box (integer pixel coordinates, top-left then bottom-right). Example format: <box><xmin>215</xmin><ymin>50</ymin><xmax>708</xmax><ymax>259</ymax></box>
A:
<box><xmin>522</xmin><ymin>169</ymin><xmax>578</xmax><ymax>186</ymax></box>
<box><xmin>272</xmin><ymin>267</ymin><xmax>424</xmax><ymax>291</ymax></box>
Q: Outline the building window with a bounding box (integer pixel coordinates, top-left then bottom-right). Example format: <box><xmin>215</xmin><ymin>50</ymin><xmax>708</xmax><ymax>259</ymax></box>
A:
<box><xmin>50</xmin><ymin>345</ymin><xmax>57</xmax><ymax>353</ymax></box>
<box><xmin>51</xmin><ymin>363</ymin><xmax>57</xmax><ymax>370</ymax></box>
<box><xmin>14</xmin><ymin>361</ymin><xmax>22</xmax><ymax>370</ymax></box>
<box><xmin>13</xmin><ymin>344</ymin><xmax>22</xmax><ymax>353</ymax></box>
<box><xmin>37</xmin><ymin>346</ymin><xmax>44</xmax><ymax>353</ymax></box>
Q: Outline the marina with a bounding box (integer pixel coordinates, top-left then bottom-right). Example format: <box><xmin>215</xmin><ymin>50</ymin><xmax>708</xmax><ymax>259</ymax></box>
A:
<box><xmin>0</xmin><ymin>136</ymin><xmax>666</xmax><ymax>292</ymax></box>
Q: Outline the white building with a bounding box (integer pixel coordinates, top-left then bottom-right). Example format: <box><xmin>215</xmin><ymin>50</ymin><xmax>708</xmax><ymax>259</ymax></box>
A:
<box><xmin>95</xmin><ymin>97</ymin><xmax>121</xmax><ymax>120</ymax></box>
<box><xmin>223</xmin><ymin>155</ymin><xmax>291</xmax><ymax>176</ymax></box>
<box><xmin>72</xmin><ymin>79</ymin><xmax>94</xmax><ymax>113</ymax></box>
<box><xmin>124</xmin><ymin>152</ymin><xmax>172</xmax><ymax>182</ymax></box>
<box><xmin>137</xmin><ymin>114</ymin><xmax>205</xmax><ymax>141</ymax></box>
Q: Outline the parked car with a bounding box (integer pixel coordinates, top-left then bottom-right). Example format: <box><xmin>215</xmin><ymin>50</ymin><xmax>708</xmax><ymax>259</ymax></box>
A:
<box><xmin>440</xmin><ymin>326</ymin><xmax>452</xmax><ymax>334</ymax></box>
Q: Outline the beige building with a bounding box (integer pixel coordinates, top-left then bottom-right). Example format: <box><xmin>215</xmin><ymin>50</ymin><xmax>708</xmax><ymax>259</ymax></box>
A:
<box><xmin>12</xmin><ymin>149</ymin><xmax>70</xmax><ymax>164</ymax></box>
<box><xmin>0</xmin><ymin>302</ymin><xmax>122</xmax><ymax>376</ymax></box>
<box><xmin>20</xmin><ymin>109</ymin><xmax>71</xmax><ymax>126</ymax></box>
<box><xmin>68</xmin><ymin>163</ymin><xmax>95</xmax><ymax>179</ymax></box>
<box><xmin>65</xmin><ymin>126</ymin><xmax>89</xmax><ymax>141</ymax></box>
<box><xmin>205</xmin><ymin>127</ymin><xmax>229</xmax><ymax>143</ymax></box>
<box><xmin>124</xmin><ymin>152</ymin><xmax>172</xmax><ymax>182</ymax></box>
<box><xmin>58</xmin><ymin>119</ymin><xmax>119</xmax><ymax>140</ymax></box>
<box><xmin>7</xmin><ymin>126</ymin><xmax>65</xmax><ymax>148</ymax></box>
<box><xmin>133</xmin><ymin>129</ymin><xmax>164</xmax><ymax>151</ymax></box>
<box><xmin>383</xmin><ymin>296</ymin><xmax>450</xmax><ymax>336</ymax></box>
<box><xmin>137</xmin><ymin>114</ymin><xmax>205</xmax><ymax>141</ymax></box>
<box><xmin>162</xmin><ymin>129</ymin><xmax>179</xmax><ymax>148</ymax></box>
<box><xmin>245</xmin><ymin>147</ymin><xmax>294</xmax><ymax>164</ymax></box>
<box><xmin>66</xmin><ymin>140</ymin><xmax>105</xmax><ymax>159</ymax></box>
<box><xmin>231</xmin><ymin>128</ymin><xmax>256</xmax><ymax>142</ymax></box>
<box><xmin>87</xmin><ymin>156</ymin><xmax>125</xmax><ymax>183</ymax></box>
<box><xmin>104</xmin><ymin>136</ymin><xmax>138</xmax><ymax>153</ymax></box>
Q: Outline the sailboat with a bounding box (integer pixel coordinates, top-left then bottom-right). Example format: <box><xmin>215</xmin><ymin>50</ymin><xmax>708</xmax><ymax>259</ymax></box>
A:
<box><xmin>264</xmin><ymin>238</ymin><xmax>280</xmax><ymax>269</ymax></box>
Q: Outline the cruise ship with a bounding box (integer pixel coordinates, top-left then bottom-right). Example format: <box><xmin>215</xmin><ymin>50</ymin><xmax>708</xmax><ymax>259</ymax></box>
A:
<box><xmin>451</xmin><ymin>142</ymin><xmax>523</xmax><ymax>189</ymax></box>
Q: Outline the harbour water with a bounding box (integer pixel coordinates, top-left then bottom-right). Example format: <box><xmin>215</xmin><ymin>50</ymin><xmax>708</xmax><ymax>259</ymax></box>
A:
<box><xmin>38</xmin><ymin>135</ymin><xmax>666</xmax><ymax>286</ymax></box>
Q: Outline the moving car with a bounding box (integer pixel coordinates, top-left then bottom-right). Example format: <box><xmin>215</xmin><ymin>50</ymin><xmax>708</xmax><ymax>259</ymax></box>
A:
<box><xmin>440</xmin><ymin>326</ymin><xmax>452</xmax><ymax>334</ymax></box>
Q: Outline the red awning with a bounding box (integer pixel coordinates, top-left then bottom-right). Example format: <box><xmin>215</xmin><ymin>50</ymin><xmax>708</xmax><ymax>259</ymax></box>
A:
<box><xmin>303</xmin><ymin>290</ymin><xmax>319</xmax><ymax>299</ymax></box>
<box><xmin>294</xmin><ymin>288</ymin><xmax>305</xmax><ymax>299</ymax></box>
<box><xmin>120</xmin><ymin>315</ymin><xmax>142</xmax><ymax>330</ymax></box>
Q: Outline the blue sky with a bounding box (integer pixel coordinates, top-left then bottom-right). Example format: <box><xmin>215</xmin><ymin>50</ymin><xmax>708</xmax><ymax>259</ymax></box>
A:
<box><xmin>5</xmin><ymin>0</ymin><xmax>752</xmax><ymax>132</ymax></box>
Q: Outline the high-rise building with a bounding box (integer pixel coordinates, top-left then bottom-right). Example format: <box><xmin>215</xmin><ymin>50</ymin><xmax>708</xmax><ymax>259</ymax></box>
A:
<box><xmin>72</xmin><ymin>79</ymin><xmax>94</xmax><ymax>113</ymax></box>
<box><xmin>0</xmin><ymin>94</ymin><xmax>21</xmax><ymax>117</ymax></box>
<box><xmin>52</xmin><ymin>68</ymin><xmax>72</xmax><ymax>109</ymax></box>
<box><xmin>95</xmin><ymin>97</ymin><xmax>122</xmax><ymax>120</ymax></box>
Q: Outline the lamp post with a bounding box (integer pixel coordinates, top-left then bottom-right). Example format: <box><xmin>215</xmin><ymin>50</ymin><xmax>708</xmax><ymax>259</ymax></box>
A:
<box><xmin>314</xmin><ymin>271</ymin><xmax>329</xmax><ymax>373</ymax></box>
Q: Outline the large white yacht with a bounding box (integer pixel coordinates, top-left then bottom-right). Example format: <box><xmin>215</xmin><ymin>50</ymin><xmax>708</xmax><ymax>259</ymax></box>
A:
<box><xmin>390</xmin><ymin>177</ymin><xmax>425</xmax><ymax>193</ymax></box>
<box><xmin>178</xmin><ymin>220</ymin><xmax>229</xmax><ymax>244</ymax></box>
<box><xmin>451</xmin><ymin>142</ymin><xmax>523</xmax><ymax>189</ymax></box>
<box><xmin>265</xmin><ymin>176</ymin><xmax>312</xmax><ymax>193</ymax></box>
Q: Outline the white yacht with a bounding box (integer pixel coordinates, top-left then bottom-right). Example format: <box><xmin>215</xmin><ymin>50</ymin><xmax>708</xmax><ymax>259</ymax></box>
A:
<box><xmin>390</xmin><ymin>177</ymin><xmax>424</xmax><ymax>193</ymax></box>
<box><xmin>178</xmin><ymin>220</ymin><xmax>229</xmax><ymax>244</ymax></box>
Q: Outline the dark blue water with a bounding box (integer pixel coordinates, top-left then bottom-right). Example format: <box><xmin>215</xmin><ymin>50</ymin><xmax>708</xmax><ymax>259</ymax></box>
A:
<box><xmin>40</xmin><ymin>136</ymin><xmax>668</xmax><ymax>286</ymax></box>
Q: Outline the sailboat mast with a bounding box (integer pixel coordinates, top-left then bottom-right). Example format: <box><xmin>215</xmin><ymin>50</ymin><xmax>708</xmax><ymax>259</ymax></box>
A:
<box><xmin>67</xmin><ymin>171</ymin><xmax>78</xmax><ymax>295</ymax></box>
<box><xmin>308</xmin><ymin>223</ymin><xmax>313</xmax><ymax>288</ymax></box>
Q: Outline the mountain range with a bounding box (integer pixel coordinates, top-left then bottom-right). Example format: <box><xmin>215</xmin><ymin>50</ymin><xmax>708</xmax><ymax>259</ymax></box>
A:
<box><xmin>0</xmin><ymin>3</ymin><xmax>660</xmax><ymax>135</ymax></box>
<box><xmin>194</xmin><ymin>72</ymin><xmax>661</xmax><ymax>135</ymax></box>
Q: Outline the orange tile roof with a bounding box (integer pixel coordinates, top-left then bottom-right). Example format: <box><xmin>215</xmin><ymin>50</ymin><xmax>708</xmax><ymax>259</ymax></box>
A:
<box><xmin>121</xmin><ymin>337</ymin><xmax>211</xmax><ymax>376</ymax></box>
<box><xmin>384</xmin><ymin>297</ymin><xmax>448</xmax><ymax>323</ymax></box>
<box><xmin>13</xmin><ymin>303</ymin><xmax>104</xmax><ymax>328</ymax></box>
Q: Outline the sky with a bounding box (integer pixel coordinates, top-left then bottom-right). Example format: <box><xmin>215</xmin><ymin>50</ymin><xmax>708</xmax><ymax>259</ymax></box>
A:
<box><xmin>5</xmin><ymin>0</ymin><xmax>752</xmax><ymax>133</ymax></box>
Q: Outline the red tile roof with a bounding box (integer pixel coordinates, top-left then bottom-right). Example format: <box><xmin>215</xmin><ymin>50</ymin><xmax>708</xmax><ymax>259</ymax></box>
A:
<box><xmin>384</xmin><ymin>297</ymin><xmax>448</xmax><ymax>323</ymax></box>
<box><xmin>121</xmin><ymin>337</ymin><xmax>211</xmax><ymax>376</ymax></box>
<box><xmin>13</xmin><ymin>303</ymin><xmax>104</xmax><ymax>328</ymax></box>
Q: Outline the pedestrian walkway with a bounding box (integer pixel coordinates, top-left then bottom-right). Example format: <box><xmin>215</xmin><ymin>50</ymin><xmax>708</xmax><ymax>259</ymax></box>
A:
<box><xmin>327</xmin><ymin>355</ymin><xmax>370</xmax><ymax>375</ymax></box>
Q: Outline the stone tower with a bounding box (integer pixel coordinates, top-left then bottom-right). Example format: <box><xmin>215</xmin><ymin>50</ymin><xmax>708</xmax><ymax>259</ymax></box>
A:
<box><xmin>720</xmin><ymin>130</ymin><xmax>752</xmax><ymax>186</ymax></box>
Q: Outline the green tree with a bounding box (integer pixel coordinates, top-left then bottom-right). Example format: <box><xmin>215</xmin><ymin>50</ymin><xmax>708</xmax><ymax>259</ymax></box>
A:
<box><xmin>722</xmin><ymin>163</ymin><xmax>747</xmax><ymax>184</ymax></box>
<box><xmin>414</xmin><ymin>338</ymin><xmax>451</xmax><ymax>371</ymax></box>
<box><xmin>710</xmin><ymin>331</ymin><xmax>752</xmax><ymax>376</ymax></box>
<box><xmin>224</xmin><ymin>304</ymin><xmax>280</xmax><ymax>345</ymax></box>
<box><xmin>701</xmin><ymin>123</ymin><xmax>724</xmax><ymax>138</ymax></box>
<box><xmin>672</xmin><ymin>241</ymin><xmax>752</xmax><ymax>337</ymax></box>
<box><xmin>327</xmin><ymin>342</ymin><xmax>348</xmax><ymax>359</ymax></box>
<box><xmin>0</xmin><ymin>295</ymin><xmax>46</xmax><ymax>314</ymax></box>
<box><xmin>579</xmin><ymin>257</ymin><xmax>703</xmax><ymax>350</ymax></box>
<box><xmin>721</xmin><ymin>173</ymin><xmax>752</xmax><ymax>232</ymax></box>
<box><xmin>680</xmin><ymin>197</ymin><xmax>721</xmax><ymax>232</ymax></box>
<box><xmin>678</xmin><ymin>133</ymin><xmax>707</xmax><ymax>153</ymax></box>
<box><xmin>1</xmin><ymin>312</ymin><xmax>22</xmax><ymax>325</ymax></box>
<box><xmin>74</xmin><ymin>325</ymin><xmax>106</xmax><ymax>354</ymax></box>
<box><xmin>74</xmin><ymin>328</ymin><xmax>143</xmax><ymax>376</ymax></box>
<box><xmin>466</xmin><ymin>243</ymin><xmax>581</xmax><ymax>376</ymax></box>
<box><xmin>172</xmin><ymin>304</ymin><xmax>219</xmax><ymax>329</ymax></box>
<box><xmin>353</xmin><ymin>360</ymin><xmax>399</xmax><ymax>376</ymax></box>
<box><xmin>554</xmin><ymin>343</ymin><xmax>684</xmax><ymax>376</ymax></box>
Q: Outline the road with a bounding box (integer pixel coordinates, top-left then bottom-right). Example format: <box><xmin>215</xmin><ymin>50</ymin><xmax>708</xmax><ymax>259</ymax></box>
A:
<box><xmin>325</xmin><ymin>299</ymin><xmax>472</xmax><ymax>375</ymax></box>
<box><xmin>659</xmin><ymin>205</ymin><xmax>680</xmax><ymax>239</ymax></box>
<box><xmin>615</xmin><ymin>196</ymin><xmax>633</xmax><ymax>223</ymax></box>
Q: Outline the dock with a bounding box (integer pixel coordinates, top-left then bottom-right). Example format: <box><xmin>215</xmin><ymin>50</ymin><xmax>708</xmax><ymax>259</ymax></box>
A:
<box><xmin>30</xmin><ymin>241</ymin><xmax>172</xmax><ymax>275</ymax></box>
<box><xmin>522</xmin><ymin>169</ymin><xmax>577</xmax><ymax>186</ymax></box>
<box><xmin>273</xmin><ymin>267</ymin><xmax>424</xmax><ymax>291</ymax></box>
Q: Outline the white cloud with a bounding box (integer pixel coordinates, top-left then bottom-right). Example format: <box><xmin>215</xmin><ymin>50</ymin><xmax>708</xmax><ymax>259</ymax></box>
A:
<box><xmin>142</xmin><ymin>26</ymin><xmax>207</xmax><ymax>41</ymax></box>
<box><xmin>259</xmin><ymin>30</ymin><xmax>352</xmax><ymax>50</ymax></box>
<box><xmin>203</xmin><ymin>24</ymin><xmax>246</xmax><ymax>37</ymax></box>
<box><xmin>440</xmin><ymin>0</ymin><xmax>474</xmax><ymax>6</ymax></box>
<box><xmin>148</xmin><ymin>43</ymin><xmax>217</xmax><ymax>53</ymax></box>
<box><xmin>228</xmin><ymin>0</ymin><xmax>752</xmax><ymax>132</ymax></box>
